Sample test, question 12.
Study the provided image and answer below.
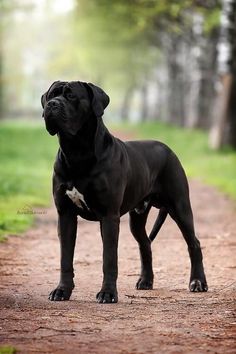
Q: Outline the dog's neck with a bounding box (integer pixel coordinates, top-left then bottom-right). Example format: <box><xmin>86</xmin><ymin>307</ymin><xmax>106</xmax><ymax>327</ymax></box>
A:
<box><xmin>57</xmin><ymin>114</ymin><xmax>113</xmax><ymax>175</ymax></box>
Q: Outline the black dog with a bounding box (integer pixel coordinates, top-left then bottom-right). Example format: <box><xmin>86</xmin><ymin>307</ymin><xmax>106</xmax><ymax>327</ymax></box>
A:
<box><xmin>41</xmin><ymin>80</ymin><xmax>208</xmax><ymax>303</ymax></box>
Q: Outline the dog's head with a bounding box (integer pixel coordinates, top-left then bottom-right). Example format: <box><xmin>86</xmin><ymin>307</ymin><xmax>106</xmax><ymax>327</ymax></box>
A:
<box><xmin>41</xmin><ymin>81</ymin><xmax>110</xmax><ymax>136</ymax></box>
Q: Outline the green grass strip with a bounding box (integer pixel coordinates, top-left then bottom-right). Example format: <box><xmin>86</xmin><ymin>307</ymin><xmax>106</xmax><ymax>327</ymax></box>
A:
<box><xmin>0</xmin><ymin>120</ymin><xmax>57</xmax><ymax>241</ymax></box>
<box><xmin>0</xmin><ymin>346</ymin><xmax>17</xmax><ymax>354</ymax></box>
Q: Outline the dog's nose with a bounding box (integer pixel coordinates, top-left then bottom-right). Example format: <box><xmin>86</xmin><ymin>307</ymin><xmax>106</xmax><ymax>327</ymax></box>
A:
<box><xmin>43</xmin><ymin>99</ymin><xmax>60</xmax><ymax>119</ymax></box>
<box><xmin>47</xmin><ymin>99</ymin><xmax>59</xmax><ymax>111</ymax></box>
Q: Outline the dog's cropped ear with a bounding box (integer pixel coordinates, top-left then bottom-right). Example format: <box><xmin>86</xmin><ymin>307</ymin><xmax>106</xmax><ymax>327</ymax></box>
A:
<box><xmin>41</xmin><ymin>81</ymin><xmax>61</xmax><ymax>116</ymax></box>
<box><xmin>41</xmin><ymin>80</ymin><xmax>61</xmax><ymax>108</ymax></box>
<box><xmin>41</xmin><ymin>92</ymin><xmax>47</xmax><ymax>109</ymax></box>
<box><xmin>41</xmin><ymin>92</ymin><xmax>47</xmax><ymax>117</ymax></box>
<box><xmin>86</xmin><ymin>83</ymin><xmax>110</xmax><ymax>117</ymax></box>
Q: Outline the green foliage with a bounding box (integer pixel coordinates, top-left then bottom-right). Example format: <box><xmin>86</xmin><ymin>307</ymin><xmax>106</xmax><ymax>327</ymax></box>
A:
<box><xmin>0</xmin><ymin>347</ymin><xmax>16</xmax><ymax>354</ymax></box>
<box><xmin>203</xmin><ymin>7</ymin><xmax>221</xmax><ymax>33</ymax></box>
<box><xmin>113</xmin><ymin>121</ymin><xmax>236</xmax><ymax>200</ymax></box>
<box><xmin>76</xmin><ymin>0</ymin><xmax>221</xmax><ymax>42</ymax></box>
<box><xmin>0</xmin><ymin>120</ymin><xmax>57</xmax><ymax>241</ymax></box>
<box><xmin>71</xmin><ymin>0</ymin><xmax>162</xmax><ymax>90</ymax></box>
<box><xmin>69</xmin><ymin>0</ymin><xmax>221</xmax><ymax>104</ymax></box>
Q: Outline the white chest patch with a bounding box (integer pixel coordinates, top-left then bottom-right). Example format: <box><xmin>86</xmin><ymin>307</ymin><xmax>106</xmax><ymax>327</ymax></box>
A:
<box><xmin>66</xmin><ymin>187</ymin><xmax>88</xmax><ymax>209</ymax></box>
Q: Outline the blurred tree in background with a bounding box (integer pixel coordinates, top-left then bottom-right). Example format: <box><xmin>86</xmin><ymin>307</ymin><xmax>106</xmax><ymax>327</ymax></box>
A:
<box><xmin>74</xmin><ymin>0</ymin><xmax>223</xmax><ymax>134</ymax></box>
<box><xmin>0</xmin><ymin>0</ymin><xmax>235</xmax><ymax>148</ymax></box>
<box><xmin>0</xmin><ymin>0</ymin><xmax>36</xmax><ymax>118</ymax></box>
<box><xmin>76</xmin><ymin>0</ymin><xmax>221</xmax><ymax>128</ymax></box>
<box><xmin>209</xmin><ymin>0</ymin><xmax>236</xmax><ymax>148</ymax></box>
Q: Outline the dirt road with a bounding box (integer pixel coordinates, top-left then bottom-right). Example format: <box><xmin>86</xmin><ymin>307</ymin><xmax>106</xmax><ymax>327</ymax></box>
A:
<box><xmin>0</xmin><ymin>179</ymin><xmax>236</xmax><ymax>353</ymax></box>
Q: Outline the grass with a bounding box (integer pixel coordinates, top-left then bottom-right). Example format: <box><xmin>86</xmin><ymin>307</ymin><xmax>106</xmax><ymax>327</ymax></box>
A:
<box><xmin>112</xmin><ymin>121</ymin><xmax>236</xmax><ymax>200</ymax></box>
<box><xmin>0</xmin><ymin>120</ymin><xmax>57</xmax><ymax>241</ymax></box>
<box><xmin>0</xmin><ymin>347</ymin><xmax>16</xmax><ymax>354</ymax></box>
<box><xmin>0</xmin><ymin>119</ymin><xmax>235</xmax><ymax>241</ymax></box>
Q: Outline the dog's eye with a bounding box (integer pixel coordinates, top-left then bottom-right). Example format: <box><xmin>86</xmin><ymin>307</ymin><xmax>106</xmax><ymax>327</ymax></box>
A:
<box><xmin>66</xmin><ymin>92</ymin><xmax>76</xmax><ymax>100</ymax></box>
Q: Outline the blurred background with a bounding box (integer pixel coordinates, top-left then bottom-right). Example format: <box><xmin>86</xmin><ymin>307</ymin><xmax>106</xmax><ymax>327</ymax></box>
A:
<box><xmin>0</xmin><ymin>0</ymin><xmax>235</xmax><ymax>239</ymax></box>
<box><xmin>1</xmin><ymin>0</ymin><xmax>236</xmax><ymax>147</ymax></box>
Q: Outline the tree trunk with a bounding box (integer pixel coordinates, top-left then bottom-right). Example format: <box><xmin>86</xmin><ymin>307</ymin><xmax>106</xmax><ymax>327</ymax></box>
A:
<box><xmin>228</xmin><ymin>0</ymin><xmax>236</xmax><ymax>147</ymax></box>
<box><xmin>155</xmin><ymin>67</ymin><xmax>169</xmax><ymax>122</ymax></box>
<box><xmin>196</xmin><ymin>30</ymin><xmax>219</xmax><ymax>130</ymax></box>
<box><xmin>209</xmin><ymin>73</ymin><xmax>233</xmax><ymax>148</ymax></box>
<box><xmin>140</xmin><ymin>80</ymin><xmax>148</xmax><ymax>122</ymax></box>
<box><xmin>209</xmin><ymin>0</ymin><xmax>236</xmax><ymax>149</ymax></box>
<box><xmin>228</xmin><ymin>74</ymin><xmax>236</xmax><ymax>147</ymax></box>
<box><xmin>184</xmin><ymin>14</ymin><xmax>218</xmax><ymax>130</ymax></box>
<box><xmin>120</xmin><ymin>86</ymin><xmax>134</xmax><ymax>121</ymax></box>
<box><xmin>185</xmin><ymin>14</ymin><xmax>203</xmax><ymax>128</ymax></box>
<box><xmin>167</xmin><ymin>35</ymin><xmax>186</xmax><ymax>126</ymax></box>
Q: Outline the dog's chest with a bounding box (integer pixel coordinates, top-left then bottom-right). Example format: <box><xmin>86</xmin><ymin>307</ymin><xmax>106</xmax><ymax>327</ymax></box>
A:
<box><xmin>66</xmin><ymin>187</ymin><xmax>89</xmax><ymax>209</ymax></box>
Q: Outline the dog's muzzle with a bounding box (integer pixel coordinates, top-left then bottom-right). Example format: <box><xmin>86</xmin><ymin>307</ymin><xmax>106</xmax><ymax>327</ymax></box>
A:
<box><xmin>45</xmin><ymin>99</ymin><xmax>60</xmax><ymax>115</ymax></box>
<box><xmin>44</xmin><ymin>99</ymin><xmax>61</xmax><ymax>135</ymax></box>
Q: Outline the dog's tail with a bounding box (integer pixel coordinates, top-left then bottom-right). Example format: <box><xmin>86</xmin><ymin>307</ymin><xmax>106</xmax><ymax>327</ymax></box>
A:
<box><xmin>149</xmin><ymin>208</ymin><xmax>168</xmax><ymax>242</ymax></box>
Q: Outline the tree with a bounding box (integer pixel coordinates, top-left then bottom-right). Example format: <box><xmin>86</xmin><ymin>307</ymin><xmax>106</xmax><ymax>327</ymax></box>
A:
<box><xmin>75</xmin><ymin>0</ymin><xmax>221</xmax><ymax>124</ymax></box>
<box><xmin>209</xmin><ymin>0</ymin><xmax>236</xmax><ymax>148</ymax></box>
<box><xmin>73</xmin><ymin>0</ymin><xmax>160</xmax><ymax>120</ymax></box>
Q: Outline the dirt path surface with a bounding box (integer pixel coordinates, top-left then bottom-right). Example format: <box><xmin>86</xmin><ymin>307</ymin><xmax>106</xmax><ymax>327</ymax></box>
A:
<box><xmin>0</xmin><ymin>178</ymin><xmax>236</xmax><ymax>352</ymax></box>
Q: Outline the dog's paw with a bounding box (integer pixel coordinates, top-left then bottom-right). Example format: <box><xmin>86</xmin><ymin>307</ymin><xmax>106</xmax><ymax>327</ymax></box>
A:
<box><xmin>136</xmin><ymin>278</ymin><xmax>153</xmax><ymax>290</ymax></box>
<box><xmin>96</xmin><ymin>291</ymin><xmax>118</xmax><ymax>304</ymax></box>
<box><xmin>189</xmin><ymin>279</ymin><xmax>208</xmax><ymax>292</ymax></box>
<box><xmin>48</xmin><ymin>287</ymin><xmax>73</xmax><ymax>301</ymax></box>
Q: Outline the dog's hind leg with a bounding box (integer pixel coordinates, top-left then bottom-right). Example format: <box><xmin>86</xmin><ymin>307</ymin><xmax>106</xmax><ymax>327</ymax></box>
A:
<box><xmin>162</xmin><ymin>152</ymin><xmax>208</xmax><ymax>292</ymax></box>
<box><xmin>129</xmin><ymin>207</ymin><xmax>153</xmax><ymax>290</ymax></box>
<box><xmin>168</xmin><ymin>198</ymin><xmax>208</xmax><ymax>292</ymax></box>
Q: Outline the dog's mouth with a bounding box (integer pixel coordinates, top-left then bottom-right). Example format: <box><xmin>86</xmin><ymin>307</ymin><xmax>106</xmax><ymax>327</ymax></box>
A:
<box><xmin>46</xmin><ymin>126</ymin><xmax>58</xmax><ymax>136</ymax></box>
<box><xmin>44</xmin><ymin>115</ymin><xmax>58</xmax><ymax>136</ymax></box>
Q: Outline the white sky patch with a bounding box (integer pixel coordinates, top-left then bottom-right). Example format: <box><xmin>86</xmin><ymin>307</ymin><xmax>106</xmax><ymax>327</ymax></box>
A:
<box><xmin>33</xmin><ymin>0</ymin><xmax>75</xmax><ymax>16</ymax></box>
<box><xmin>50</xmin><ymin>0</ymin><xmax>75</xmax><ymax>14</ymax></box>
<box><xmin>12</xmin><ymin>0</ymin><xmax>75</xmax><ymax>22</ymax></box>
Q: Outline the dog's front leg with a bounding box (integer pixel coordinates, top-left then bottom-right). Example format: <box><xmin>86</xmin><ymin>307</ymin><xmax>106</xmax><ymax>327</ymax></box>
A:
<box><xmin>97</xmin><ymin>216</ymin><xmax>120</xmax><ymax>303</ymax></box>
<box><xmin>49</xmin><ymin>211</ymin><xmax>77</xmax><ymax>301</ymax></box>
